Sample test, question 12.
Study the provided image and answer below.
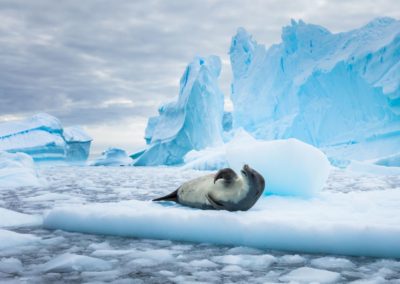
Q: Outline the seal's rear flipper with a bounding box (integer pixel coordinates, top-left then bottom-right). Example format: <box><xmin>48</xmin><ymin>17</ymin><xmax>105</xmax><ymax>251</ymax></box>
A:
<box><xmin>152</xmin><ymin>189</ymin><xmax>178</xmax><ymax>202</ymax></box>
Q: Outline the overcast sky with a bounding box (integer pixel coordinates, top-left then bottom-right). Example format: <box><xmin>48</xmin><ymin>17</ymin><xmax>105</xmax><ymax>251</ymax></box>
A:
<box><xmin>0</xmin><ymin>0</ymin><xmax>399</xmax><ymax>154</ymax></box>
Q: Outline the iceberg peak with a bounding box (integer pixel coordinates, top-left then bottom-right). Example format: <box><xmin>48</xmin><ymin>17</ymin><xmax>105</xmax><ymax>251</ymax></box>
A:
<box><xmin>135</xmin><ymin>55</ymin><xmax>224</xmax><ymax>166</ymax></box>
<box><xmin>364</xmin><ymin>16</ymin><xmax>396</xmax><ymax>28</ymax></box>
<box><xmin>229</xmin><ymin>27</ymin><xmax>257</xmax><ymax>80</ymax></box>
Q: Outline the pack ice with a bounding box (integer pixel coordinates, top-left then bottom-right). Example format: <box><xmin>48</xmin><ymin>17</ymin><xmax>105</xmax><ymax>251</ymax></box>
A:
<box><xmin>134</xmin><ymin>56</ymin><xmax>224</xmax><ymax>166</ymax></box>
<box><xmin>0</xmin><ymin>151</ymin><xmax>43</xmax><ymax>188</ymax></box>
<box><xmin>0</xmin><ymin>113</ymin><xmax>92</xmax><ymax>162</ymax></box>
<box><xmin>230</xmin><ymin>17</ymin><xmax>400</xmax><ymax>162</ymax></box>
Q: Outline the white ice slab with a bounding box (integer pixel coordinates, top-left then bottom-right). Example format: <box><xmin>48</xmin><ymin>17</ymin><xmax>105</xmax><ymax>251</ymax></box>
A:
<box><xmin>44</xmin><ymin>188</ymin><xmax>400</xmax><ymax>258</ymax></box>
<box><xmin>0</xmin><ymin>229</ymin><xmax>41</xmax><ymax>250</ymax></box>
<box><xmin>0</xmin><ymin>207</ymin><xmax>42</xmax><ymax>228</ymax></box>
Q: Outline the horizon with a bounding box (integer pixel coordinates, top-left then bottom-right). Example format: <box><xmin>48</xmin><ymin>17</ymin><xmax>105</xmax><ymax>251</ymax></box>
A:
<box><xmin>1</xmin><ymin>0</ymin><xmax>399</xmax><ymax>156</ymax></box>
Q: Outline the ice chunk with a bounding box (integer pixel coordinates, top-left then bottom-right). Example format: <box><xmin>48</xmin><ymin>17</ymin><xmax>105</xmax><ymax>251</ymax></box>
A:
<box><xmin>184</xmin><ymin>130</ymin><xmax>331</xmax><ymax>197</ymax></box>
<box><xmin>90</xmin><ymin>148</ymin><xmax>132</xmax><ymax>166</ymax></box>
<box><xmin>212</xmin><ymin>254</ymin><xmax>276</xmax><ymax>268</ymax></box>
<box><xmin>226</xmin><ymin>132</ymin><xmax>330</xmax><ymax>197</ymax></box>
<box><xmin>0</xmin><ymin>151</ymin><xmax>44</xmax><ymax>188</ymax></box>
<box><xmin>135</xmin><ymin>56</ymin><xmax>224</xmax><ymax>166</ymax></box>
<box><xmin>0</xmin><ymin>258</ymin><xmax>23</xmax><ymax>274</ymax></box>
<box><xmin>43</xmin><ymin>186</ymin><xmax>400</xmax><ymax>258</ymax></box>
<box><xmin>279</xmin><ymin>267</ymin><xmax>341</xmax><ymax>283</ymax></box>
<box><xmin>0</xmin><ymin>113</ymin><xmax>92</xmax><ymax>162</ymax></box>
<box><xmin>0</xmin><ymin>229</ymin><xmax>40</xmax><ymax>249</ymax></box>
<box><xmin>311</xmin><ymin>257</ymin><xmax>355</xmax><ymax>270</ymax></box>
<box><xmin>0</xmin><ymin>207</ymin><xmax>42</xmax><ymax>228</ymax></box>
<box><xmin>279</xmin><ymin>255</ymin><xmax>306</xmax><ymax>265</ymax></box>
<box><xmin>42</xmin><ymin>253</ymin><xmax>112</xmax><ymax>272</ymax></box>
<box><xmin>230</xmin><ymin>19</ymin><xmax>400</xmax><ymax>162</ymax></box>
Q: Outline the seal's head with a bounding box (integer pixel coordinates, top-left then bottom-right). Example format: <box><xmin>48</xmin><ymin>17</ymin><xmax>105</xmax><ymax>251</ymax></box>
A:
<box><xmin>240</xmin><ymin>164</ymin><xmax>265</xmax><ymax>205</ymax></box>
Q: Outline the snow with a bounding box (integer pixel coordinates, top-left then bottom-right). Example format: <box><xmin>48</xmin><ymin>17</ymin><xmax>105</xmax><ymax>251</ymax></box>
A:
<box><xmin>135</xmin><ymin>56</ymin><xmax>224</xmax><ymax>166</ymax></box>
<box><xmin>90</xmin><ymin>148</ymin><xmax>132</xmax><ymax>166</ymax></box>
<box><xmin>43</xmin><ymin>183</ymin><xmax>400</xmax><ymax>258</ymax></box>
<box><xmin>42</xmin><ymin>253</ymin><xmax>112</xmax><ymax>272</ymax></box>
<box><xmin>0</xmin><ymin>229</ymin><xmax>40</xmax><ymax>250</ymax></box>
<box><xmin>0</xmin><ymin>113</ymin><xmax>92</xmax><ymax>162</ymax></box>
<box><xmin>279</xmin><ymin>267</ymin><xmax>341</xmax><ymax>283</ymax></box>
<box><xmin>0</xmin><ymin>208</ymin><xmax>42</xmax><ymax>228</ymax></box>
<box><xmin>184</xmin><ymin>130</ymin><xmax>331</xmax><ymax>197</ymax></box>
<box><xmin>0</xmin><ymin>151</ymin><xmax>44</xmax><ymax>188</ymax></box>
<box><xmin>229</xmin><ymin>18</ymin><xmax>400</xmax><ymax>162</ymax></box>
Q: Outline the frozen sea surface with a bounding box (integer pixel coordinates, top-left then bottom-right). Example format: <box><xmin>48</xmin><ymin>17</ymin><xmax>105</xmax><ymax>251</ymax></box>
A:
<box><xmin>1</xmin><ymin>166</ymin><xmax>400</xmax><ymax>283</ymax></box>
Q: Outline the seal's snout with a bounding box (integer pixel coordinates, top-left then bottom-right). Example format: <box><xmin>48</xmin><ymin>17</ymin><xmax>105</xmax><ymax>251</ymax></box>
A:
<box><xmin>243</xmin><ymin>164</ymin><xmax>250</xmax><ymax>170</ymax></box>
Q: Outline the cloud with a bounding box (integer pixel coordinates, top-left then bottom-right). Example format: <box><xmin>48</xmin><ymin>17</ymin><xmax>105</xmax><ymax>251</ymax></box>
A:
<box><xmin>0</xmin><ymin>0</ymin><xmax>399</xmax><ymax>150</ymax></box>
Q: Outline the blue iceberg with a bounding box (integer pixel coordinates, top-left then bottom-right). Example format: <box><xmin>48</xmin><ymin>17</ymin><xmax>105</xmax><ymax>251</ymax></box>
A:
<box><xmin>229</xmin><ymin>18</ymin><xmax>400</xmax><ymax>161</ymax></box>
<box><xmin>0</xmin><ymin>113</ymin><xmax>92</xmax><ymax>162</ymax></box>
<box><xmin>91</xmin><ymin>148</ymin><xmax>132</xmax><ymax>166</ymax></box>
<box><xmin>135</xmin><ymin>56</ymin><xmax>224</xmax><ymax>166</ymax></box>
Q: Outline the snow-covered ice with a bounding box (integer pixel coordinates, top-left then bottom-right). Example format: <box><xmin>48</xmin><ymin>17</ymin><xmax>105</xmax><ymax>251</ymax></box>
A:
<box><xmin>0</xmin><ymin>113</ymin><xmax>92</xmax><ymax>162</ymax></box>
<box><xmin>43</xmin><ymin>185</ymin><xmax>400</xmax><ymax>258</ymax></box>
<box><xmin>0</xmin><ymin>207</ymin><xmax>42</xmax><ymax>228</ymax></box>
<box><xmin>0</xmin><ymin>229</ymin><xmax>41</xmax><ymax>250</ymax></box>
<box><xmin>0</xmin><ymin>257</ymin><xmax>23</xmax><ymax>274</ymax></box>
<box><xmin>279</xmin><ymin>266</ymin><xmax>341</xmax><ymax>283</ymax></box>
<box><xmin>0</xmin><ymin>151</ymin><xmax>44</xmax><ymax>188</ymax></box>
<box><xmin>0</xmin><ymin>166</ymin><xmax>399</xmax><ymax>282</ymax></box>
<box><xmin>42</xmin><ymin>253</ymin><xmax>112</xmax><ymax>272</ymax></box>
<box><xmin>90</xmin><ymin>148</ymin><xmax>132</xmax><ymax>166</ymax></box>
<box><xmin>135</xmin><ymin>56</ymin><xmax>224</xmax><ymax>166</ymax></box>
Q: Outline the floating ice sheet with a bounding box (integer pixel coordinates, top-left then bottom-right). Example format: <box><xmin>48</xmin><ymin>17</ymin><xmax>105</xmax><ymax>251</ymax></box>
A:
<box><xmin>44</xmin><ymin>188</ymin><xmax>400</xmax><ymax>258</ymax></box>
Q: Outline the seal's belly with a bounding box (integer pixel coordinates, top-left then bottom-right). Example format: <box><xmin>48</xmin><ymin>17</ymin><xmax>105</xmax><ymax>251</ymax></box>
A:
<box><xmin>177</xmin><ymin>174</ymin><xmax>248</xmax><ymax>209</ymax></box>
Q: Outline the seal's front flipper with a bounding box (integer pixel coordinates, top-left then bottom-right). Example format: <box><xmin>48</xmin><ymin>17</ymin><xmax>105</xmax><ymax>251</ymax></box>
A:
<box><xmin>213</xmin><ymin>168</ymin><xmax>238</xmax><ymax>186</ymax></box>
<box><xmin>206</xmin><ymin>193</ymin><xmax>226</xmax><ymax>210</ymax></box>
<box><xmin>153</xmin><ymin>189</ymin><xmax>178</xmax><ymax>202</ymax></box>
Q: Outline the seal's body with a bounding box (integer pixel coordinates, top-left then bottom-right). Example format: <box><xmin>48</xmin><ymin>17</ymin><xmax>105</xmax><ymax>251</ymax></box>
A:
<box><xmin>153</xmin><ymin>165</ymin><xmax>265</xmax><ymax>211</ymax></box>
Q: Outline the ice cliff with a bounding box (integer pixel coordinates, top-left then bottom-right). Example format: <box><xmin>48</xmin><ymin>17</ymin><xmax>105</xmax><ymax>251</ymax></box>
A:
<box><xmin>0</xmin><ymin>113</ymin><xmax>92</xmax><ymax>162</ymax></box>
<box><xmin>134</xmin><ymin>56</ymin><xmax>224</xmax><ymax>166</ymax></box>
<box><xmin>230</xmin><ymin>17</ymin><xmax>400</xmax><ymax>162</ymax></box>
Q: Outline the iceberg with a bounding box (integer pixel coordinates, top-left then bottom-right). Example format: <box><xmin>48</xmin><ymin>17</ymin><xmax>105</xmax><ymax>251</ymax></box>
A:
<box><xmin>63</xmin><ymin>126</ymin><xmax>92</xmax><ymax>162</ymax></box>
<box><xmin>0</xmin><ymin>113</ymin><xmax>92</xmax><ymax>162</ymax></box>
<box><xmin>91</xmin><ymin>148</ymin><xmax>132</xmax><ymax>166</ymax></box>
<box><xmin>0</xmin><ymin>151</ymin><xmax>44</xmax><ymax>188</ymax></box>
<box><xmin>134</xmin><ymin>56</ymin><xmax>224</xmax><ymax>166</ymax></box>
<box><xmin>229</xmin><ymin>18</ymin><xmax>400</xmax><ymax>162</ymax></box>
